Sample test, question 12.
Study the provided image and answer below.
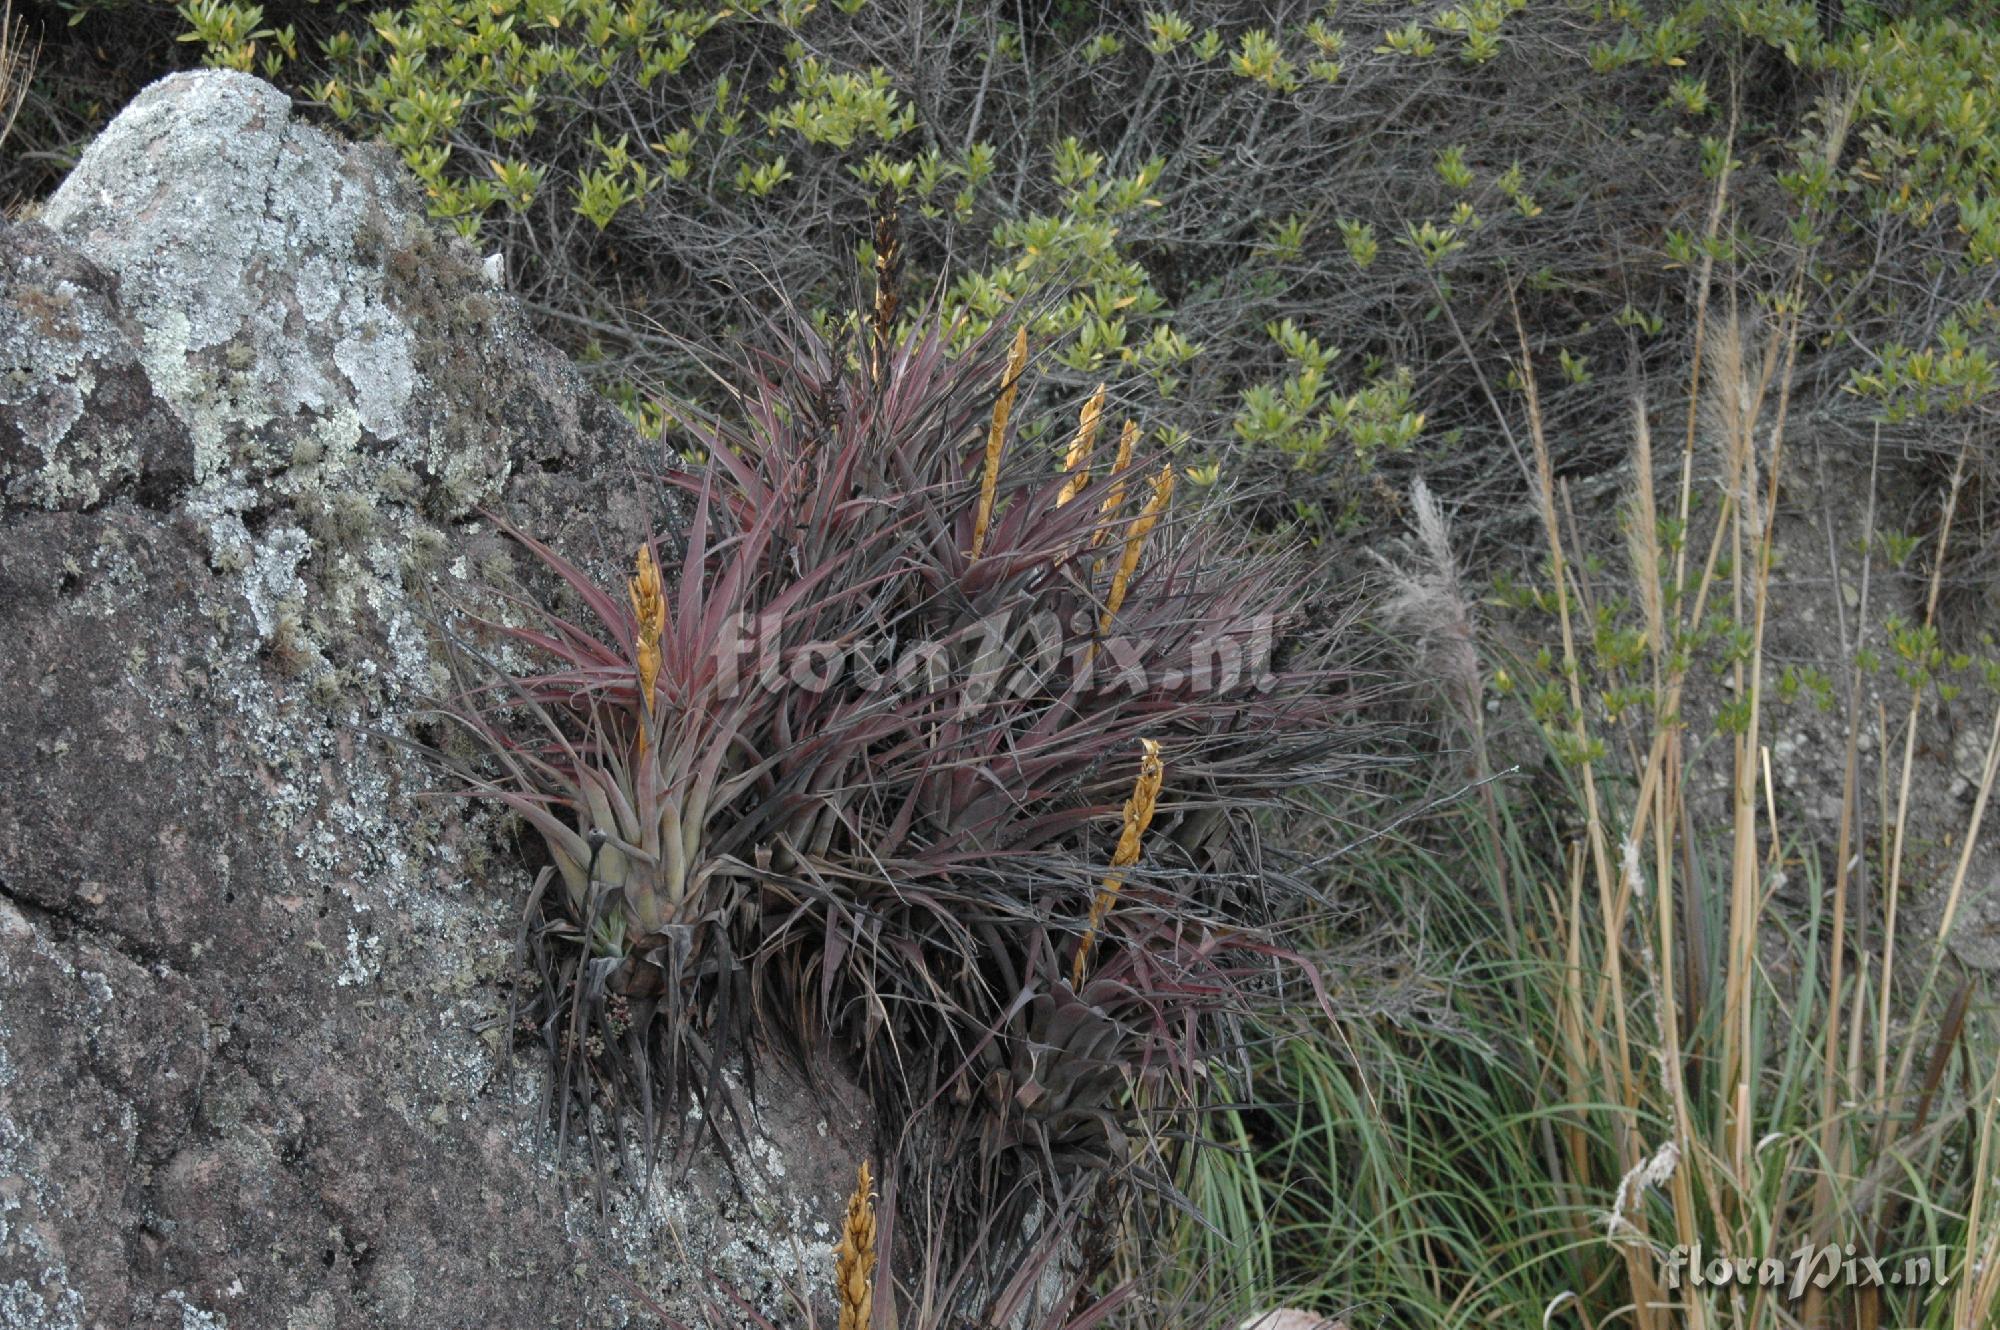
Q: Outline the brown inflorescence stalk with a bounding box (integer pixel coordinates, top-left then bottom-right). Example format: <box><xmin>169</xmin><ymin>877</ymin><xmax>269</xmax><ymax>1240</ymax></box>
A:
<box><xmin>1098</xmin><ymin>466</ymin><xmax>1174</xmax><ymax>638</ymax></box>
<box><xmin>868</xmin><ymin>189</ymin><xmax>901</xmax><ymax>385</ymax></box>
<box><xmin>970</xmin><ymin>326</ymin><xmax>1029</xmax><ymax>560</ymax></box>
<box><xmin>1057</xmin><ymin>385</ymin><xmax>1107</xmax><ymax>507</ymax></box>
<box><xmin>1092</xmin><ymin>419</ymin><xmax>1139</xmax><ymax>550</ymax></box>
<box><xmin>1072</xmin><ymin>739</ymin><xmax>1165</xmax><ymax>987</ymax></box>
<box><xmin>833</xmin><ymin>1159</ymin><xmax>876</xmax><ymax>1330</ymax></box>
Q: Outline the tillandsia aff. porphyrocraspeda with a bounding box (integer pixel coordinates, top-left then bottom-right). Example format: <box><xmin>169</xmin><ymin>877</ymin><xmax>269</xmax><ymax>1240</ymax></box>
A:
<box><xmin>417</xmin><ymin>274</ymin><xmax>1379</xmax><ymax>1303</ymax></box>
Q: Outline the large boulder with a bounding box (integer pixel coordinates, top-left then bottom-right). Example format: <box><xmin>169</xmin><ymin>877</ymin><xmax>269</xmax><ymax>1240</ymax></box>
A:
<box><xmin>0</xmin><ymin>71</ymin><xmax>866</xmax><ymax>1328</ymax></box>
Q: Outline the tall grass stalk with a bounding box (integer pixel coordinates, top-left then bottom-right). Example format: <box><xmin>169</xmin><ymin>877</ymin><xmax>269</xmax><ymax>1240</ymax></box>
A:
<box><xmin>1172</xmin><ymin>225</ymin><xmax>1999</xmax><ymax>1330</ymax></box>
<box><xmin>0</xmin><ymin>0</ymin><xmax>33</xmax><ymax>152</ymax></box>
<box><xmin>1482</xmin><ymin>273</ymin><xmax>2000</xmax><ymax>1326</ymax></box>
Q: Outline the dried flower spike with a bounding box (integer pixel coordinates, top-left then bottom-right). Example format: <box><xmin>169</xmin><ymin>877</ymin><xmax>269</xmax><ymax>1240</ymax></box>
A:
<box><xmin>970</xmin><ymin>326</ymin><xmax>1029</xmax><ymax>560</ymax></box>
<box><xmin>1098</xmin><ymin>465</ymin><xmax>1175</xmax><ymax>638</ymax></box>
<box><xmin>629</xmin><ymin>543</ymin><xmax>665</xmax><ymax>714</ymax></box>
<box><xmin>1091</xmin><ymin>419</ymin><xmax>1140</xmax><ymax>549</ymax></box>
<box><xmin>1072</xmin><ymin>739</ymin><xmax>1166</xmax><ymax>987</ymax></box>
<box><xmin>1057</xmin><ymin>385</ymin><xmax>1107</xmax><ymax>508</ymax></box>
<box><xmin>833</xmin><ymin>1159</ymin><xmax>877</xmax><ymax>1330</ymax></box>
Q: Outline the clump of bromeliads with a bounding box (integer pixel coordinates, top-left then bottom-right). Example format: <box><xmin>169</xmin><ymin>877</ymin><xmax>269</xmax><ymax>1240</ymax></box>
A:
<box><xmin>420</xmin><ymin>266</ymin><xmax>1375</xmax><ymax>1321</ymax></box>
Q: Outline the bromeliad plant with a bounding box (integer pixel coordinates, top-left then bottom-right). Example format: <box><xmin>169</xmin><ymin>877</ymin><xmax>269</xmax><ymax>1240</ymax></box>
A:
<box><xmin>425</xmin><ymin>277</ymin><xmax>1371</xmax><ymax>1298</ymax></box>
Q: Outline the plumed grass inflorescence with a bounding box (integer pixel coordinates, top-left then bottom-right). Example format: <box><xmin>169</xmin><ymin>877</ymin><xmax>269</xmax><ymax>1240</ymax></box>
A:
<box><xmin>421</xmin><ymin>291</ymin><xmax>1373</xmax><ymax>1302</ymax></box>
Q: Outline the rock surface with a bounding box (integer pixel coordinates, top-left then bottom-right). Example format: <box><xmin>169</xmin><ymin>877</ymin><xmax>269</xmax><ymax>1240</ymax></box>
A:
<box><xmin>0</xmin><ymin>71</ymin><xmax>866</xmax><ymax>1328</ymax></box>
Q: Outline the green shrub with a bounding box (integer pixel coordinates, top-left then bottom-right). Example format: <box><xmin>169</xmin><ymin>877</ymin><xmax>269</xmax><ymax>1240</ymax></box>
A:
<box><xmin>140</xmin><ymin>0</ymin><xmax>1681</xmax><ymax>531</ymax></box>
<box><xmin>1</xmin><ymin>1</ymin><xmax>1986</xmax><ymax>561</ymax></box>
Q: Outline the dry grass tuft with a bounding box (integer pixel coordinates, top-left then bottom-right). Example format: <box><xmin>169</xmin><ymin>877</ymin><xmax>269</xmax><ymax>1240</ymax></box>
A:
<box><xmin>1486</xmin><ymin>239</ymin><xmax>2000</xmax><ymax>1326</ymax></box>
<box><xmin>0</xmin><ymin>1</ymin><xmax>33</xmax><ymax>153</ymax></box>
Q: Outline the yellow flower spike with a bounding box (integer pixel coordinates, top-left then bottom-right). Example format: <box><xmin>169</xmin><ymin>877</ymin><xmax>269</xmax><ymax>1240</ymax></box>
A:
<box><xmin>1071</xmin><ymin>739</ymin><xmax>1165</xmax><ymax>988</ymax></box>
<box><xmin>1057</xmin><ymin>384</ymin><xmax>1107</xmax><ymax>508</ymax></box>
<box><xmin>833</xmin><ymin>1160</ymin><xmax>876</xmax><ymax>1330</ymax></box>
<box><xmin>1091</xmin><ymin>419</ymin><xmax>1139</xmax><ymax>549</ymax></box>
<box><xmin>1097</xmin><ymin>465</ymin><xmax>1174</xmax><ymax>639</ymax></box>
<box><xmin>628</xmin><ymin>543</ymin><xmax>665</xmax><ymax>716</ymax></box>
<box><xmin>970</xmin><ymin>325</ymin><xmax>1029</xmax><ymax>560</ymax></box>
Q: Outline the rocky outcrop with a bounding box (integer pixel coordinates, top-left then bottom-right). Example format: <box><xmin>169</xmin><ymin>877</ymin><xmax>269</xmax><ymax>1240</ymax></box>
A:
<box><xmin>0</xmin><ymin>71</ymin><xmax>866</xmax><ymax>1328</ymax></box>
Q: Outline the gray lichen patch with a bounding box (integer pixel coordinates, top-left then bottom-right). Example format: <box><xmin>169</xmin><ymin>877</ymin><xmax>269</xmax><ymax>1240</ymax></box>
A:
<box><xmin>536</xmin><ymin>1063</ymin><xmax>862</xmax><ymax>1324</ymax></box>
<box><xmin>0</xmin><ymin>230</ymin><xmax>182</xmax><ymax>513</ymax></box>
<box><xmin>13</xmin><ymin>67</ymin><xmax>608</xmax><ymax>760</ymax></box>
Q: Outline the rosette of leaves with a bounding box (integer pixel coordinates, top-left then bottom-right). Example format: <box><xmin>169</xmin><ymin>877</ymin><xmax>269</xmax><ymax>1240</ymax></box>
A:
<box><xmin>422</xmin><ymin>288</ymin><xmax>1374</xmax><ymax>1288</ymax></box>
